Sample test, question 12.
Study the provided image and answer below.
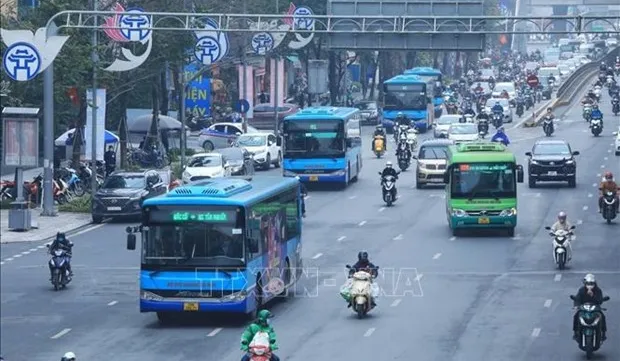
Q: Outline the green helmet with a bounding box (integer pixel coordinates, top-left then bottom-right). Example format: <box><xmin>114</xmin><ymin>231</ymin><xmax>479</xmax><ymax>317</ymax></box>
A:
<box><xmin>257</xmin><ymin>309</ymin><xmax>272</xmax><ymax>323</ymax></box>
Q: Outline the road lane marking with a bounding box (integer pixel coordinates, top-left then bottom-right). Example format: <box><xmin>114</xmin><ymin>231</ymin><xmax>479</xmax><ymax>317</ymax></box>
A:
<box><xmin>577</xmin><ymin>219</ymin><xmax>583</xmax><ymax>225</ymax></box>
<box><xmin>337</xmin><ymin>236</ymin><xmax>346</xmax><ymax>242</ymax></box>
<box><xmin>50</xmin><ymin>328</ymin><xmax>71</xmax><ymax>339</ymax></box>
<box><xmin>323</xmin><ymin>278</ymin><xmax>336</xmax><ymax>287</ymax></box>
<box><xmin>414</xmin><ymin>274</ymin><xmax>423</xmax><ymax>281</ymax></box>
<box><xmin>588</xmin><ymin>193</ymin><xmax>593</xmax><ymax>198</ymax></box>
<box><xmin>304</xmin><ymin>195</ymin><xmax>310</xmax><ymax>199</ymax></box>
<box><xmin>378</xmin><ymin>207</ymin><xmax>385</xmax><ymax>212</ymax></box>
<box><xmin>12</xmin><ymin>254</ymin><xmax>22</xmax><ymax>258</ymax></box>
<box><xmin>544</xmin><ymin>299</ymin><xmax>552</xmax><ymax>308</ymax></box>
<box><xmin>0</xmin><ymin>262</ymin><xmax>4</xmax><ymax>265</ymax></box>
<box><xmin>604</xmin><ymin>157</ymin><xmax>608</xmax><ymax>160</ymax></box>
<box><xmin>107</xmin><ymin>300</ymin><xmax>118</xmax><ymax>306</ymax></box>
<box><xmin>312</xmin><ymin>253</ymin><xmax>323</xmax><ymax>260</ymax></box>
<box><xmin>21</xmin><ymin>251</ymin><xmax>30</xmax><ymax>255</ymax></box>
<box><xmin>38</xmin><ymin>245</ymin><xmax>46</xmax><ymax>249</ymax></box>
<box><xmin>207</xmin><ymin>328</ymin><xmax>222</xmax><ymax>337</ymax></box>
<box><xmin>349</xmin><ymin>195</ymin><xmax>357</xmax><ymax>199</ymax></box>
<box><xmin>592</xmin><ymin>183</ymin><xmax>597</xmax><ymax>187</ymax></box>
<box><xmin>597</xmin><ymin>173</ymin><xmax>601</xmax><ymax>177</ymax></box>
<box><xmin>390</xmin><ymin>299</ymin><xmax>402</xmax><ymax>307</ymax></box>
<box><xmin>358</xmin><ymin>220</ymin><xmax>367</xmax><ymax>226</ymax></box>
<box><xmin>608</xmin><ymin>149</ymin><xmax>612</xmax><ymax>153</ymax></box>
<box><xmin>432</xmin><ymin>253</ymin><xmax>442</xmax><ymax>260</ymax></box>
<box><xmin>582</xmin><ymin>206</ymin><xmax>588</xmax><ymax>211</ymax></box>
<box><xmin>449</xmin><ymin>236</ymin><xmax>456</xmax><ymax>241</ymax></box>
<box><xmin>4</xmin><ymin>258</ymin><xmax>13</xmax><ymax>261</ymax></box>
<box><xmin>393</xmin><ymin>234</ymin><xmax>403</xmax><ymax>240</ymax></box>
<box><xmin>531</xmin><ymin>328</ymin><xmax>541</xmax><ymax>337</ymax></box>
<box><xmin>554</xmin><ymin>274</ymin><xmax>562</xmax><ymax>282</ymax></box>
<box><xmin>600</xmin><ymin>165</ymin><xmax>605</xmax><ymax>168</ymax></box>
<box><xmin>29</xmin><ymin>248</ymin><xmax>38</xmax><ymax>252</ymax></box>
<box><xmin>363</xmin><ymin>328</ymin><xmax>376</xmax><ymax>337</ymax></box>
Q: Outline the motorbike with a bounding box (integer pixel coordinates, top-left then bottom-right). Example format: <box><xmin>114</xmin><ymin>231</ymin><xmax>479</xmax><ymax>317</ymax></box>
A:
<box><xmin>246</xmin><ymin>331</ymin><xmax>272</xmax><ymax>361</ymax></box>
<box><xmin>612</xmin><ymin>98</ymin><xmax>619</xmax><ymax>116</ymax></box>
<box><xmin>464</xmin><ymin>113</ymin><xmax>475</xmax><ymax>123</ymax></box>
<box><xmin>548</xmin><ymin>79</ymin><xmax>555</xmax><ymax>89</ymax></box>
<box><xmin>405</xmin><ymin>128</ymin><xmax>418</xmax><ymax>152</ymax></box>
<box><xmin>583</xmin><ymin>104</ymin><xmax>592</xmax><ymax>121</ymax></box>
<box><xmin>525</xmin><ymin>95</ymin><xmax>534</xmax><ymax>110</ymax></box>
<box><xmin>344</xmin><ymin>265</ymin><xmax>376</xmax><ymax>318</ymax></box>
<box><xmin>477</xmin><ymin>118</ymin><xmax>489</xmax><ymax>137</ymax></box>
<box><xmin>77</xmin><ymin>163</ymin><xmax>103</xmax><ymax>192</ymax></box>
<box><xmin>542</xmin><ymin>116</ymin><xmax>554</xmax><ymax>137</ymax></box>
<box><xmin>605</xmin><ymin>75</ymin><xmax>614</xmax><ymax>88</ymax></box>
<box><xmin>53</xmin><ymin>177</ymin><xmax>71</xmax><ymax>205</ymax></box>
<box><xmin>569</xmin><ymin>295</ymin><xmax>610</xmax><ymax>359</ymax></box>
<box><xmin>0</xmin><ymin>179</ymin><xmax>15</xmax><ymax>201</ymax></box>
<box><xmin>396</xmin><ymin>141</ymin><xmax>410</xmax><ymax>171</ymax></box>
<box><xmin>601</xmin><ymin>191</ymin><xmax>617</xmax><ymax>224</ymax></box>
<box><xmin>46</xmin><ymin>244</ymin><xmax>72</xmax><ymax>291</ymax></box>
<box><xmin>395</xmin><ymin>125</ymin><xmax>409</xmax><ymax>142</ymax></box>
<box><xmin>379</xmin><ymin>171</ymin><xmax>399</xmax><ymax>206</ymax></box>
<box><xmin>545</xmin><ymin>225</ymin><xmax>574</xmax><ymax>270</ymax></box>
<box><xmin>615</xmin><ymin>64</ymin><xmax>620</xmax><ymax>76</ymax></box>
<box><xmin>590</xmin><ymin>117</ymin><xmax>602</xmax><ymax>136</ymax></box>
<box><xmin>446</xmin><ymin>103</ymin><xmax>458</xmax><ymax>115</ymax></box>
<box><xmin>593</xmin><ymin>86</ymin><xmax>602</xmax><ymax>101</ymax></box>
<box><xmin>492</xmin><ymin>112</ymin><xmax>503</xmax><ymax>128</ymax></box>
<box><xmin>372</xmin><ymin>135</ymin><xmax>385</xmax><ymax>158</ymax></box>
<box><xmin>516</xmin><ymin>101</ymin><xmax>524</xmax><ymax>117</ymax></box>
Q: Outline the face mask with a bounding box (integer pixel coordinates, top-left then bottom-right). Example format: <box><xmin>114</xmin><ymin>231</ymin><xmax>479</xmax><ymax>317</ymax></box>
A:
<box><xmin>265</xmin><ymin>319</ymin><xmax>270</xmax><ymax>325</ymax></box>
<box><xmin>586</xmin><ymin>285</ymin><xmax>594</xmax><ymax>291</ymax></box>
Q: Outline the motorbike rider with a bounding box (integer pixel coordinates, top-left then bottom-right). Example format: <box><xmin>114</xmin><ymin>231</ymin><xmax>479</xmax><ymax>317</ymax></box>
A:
<box><xmin>491</xmin><ymin>126</ymin><xmax>510</xmax><ymax>146</ymax></box>
<box><xmin>372</xmin><ymin>125</ymin><xmax>387</xmax><ymax>151</ymax></box>
<box><xmin>590</xmin><ymin>104</ymin><xmax>603</xmax><ymax>124</ymax></box>
<box><xmin>605</xmin><ymin>67</ymin><xmax>615</xmax><ymax>77</ymax></box>
<box><xmin>599</xmin><ymin>61</ymin><xmax>607</xmax><ymax>72</ymax></box>
<box><xmin>240</xmin><ymin>309</ymin><xmax>280</xmax><ymax>361</ymax></box>
<box><xmin>297</xmin><ymin>176</ymin><xmax>307</xmax><ymax>218</ymax></box>
<box><xmin>500</xmin><ymin>89</ymin><xmax>509</xmax><ymax>99</ymax></box>
<box><xmin>349</xmin><ymin>251</ymin><xmax>379</xmax><ymax>277</ymax></box>
<box><xmin>544</xmin><ymin>107</ymin><xmax>555</xmax><ymax>120</ymax></box>
<box><xmin>381</xmin><ymin>161</ymin><xmax>399</xmax><ymax>180</ymax></box>
<box><xmin>474</xmin><ymin>82</ymin><xmax>484</xmax><ymax>94</ymax></box>
<box><xmin>61</xmin><ymin>352</ymin><xmax>76</xmax><ymax>361</ymax></box>
<box><xmin>548</xmin><ymin>73</ymin><xmax>556</xmax><ymax>85</ymax></box>
<box><xmin>594</xmin><ymin>79</ymin><xmax>604</xmax><ymax>88</ymax></box>
<box><xmin>598</xmin><ymin>171</ymin><xmax>619</xmax><ymax>213</ymax></box>
<box><xmin>491</xmin><ymin>101</ymin><xmax>504</xmax><ymax>116</ymax></box>
<box><xmin>476</xmin><ymin>108</ymin><xmax>489</xmax><ymax>121</ymax></box>
<box><xmin>395</xmin><ymin>112</ymin><xmax>410</xmax><ymax>127</ymax></box>
<box><xmin>49</xmin><ymin>232</ymin><xmax>73</xmax><ymax>277</ymax></box>
<box><xmin>550</xmin><ymin>211</ymin><xmax>574</xmax><ymax>260</ymax></box>
<box><xmin>572</xmin><ymin>274</ymin><xmax>607</xmax><ymax>341</ymax></box>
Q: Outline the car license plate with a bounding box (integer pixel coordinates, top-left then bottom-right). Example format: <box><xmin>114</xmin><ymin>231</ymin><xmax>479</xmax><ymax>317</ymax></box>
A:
<box><xmin>183</xmin><ymin>302</ymin><xmax>199</xmax><ymax>311</ymax></box>
<box><xmin>429</xmin><ymin>178</ymin><xmax>443</xmax><ymax>182</ymax></box>
<box><xmin>107</xmin><ymin>207</ymin><xmax>121</xmax><ymax>211</ymax></box>
<box><xmin>547</xmin><ymin>171</ymin><xmax>558</xmax><ymax>176</ymax></box>
<box><xmin>478</xmin><ymin>217</ymin><xmax>490</xmax><ymax>224</ymax></box>
<box><xmin>309</xmin><ymin>176</ymin><xmax>318</xmax><ymax>181</ymax></box>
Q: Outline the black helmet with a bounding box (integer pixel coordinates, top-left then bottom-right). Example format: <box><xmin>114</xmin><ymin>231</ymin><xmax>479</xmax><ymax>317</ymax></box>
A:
<box><xmin>56</xmin><ymin>232</ymin><xmax>65</xmax><ymax>241</ymax></box>
<box><xmin>357</xmin><ymin>251</ymin><xmax>369</xmax><ymax>262</ymax></box>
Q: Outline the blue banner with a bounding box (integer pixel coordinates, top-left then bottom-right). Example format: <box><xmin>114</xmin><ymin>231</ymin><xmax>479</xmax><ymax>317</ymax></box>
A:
<box><xmin>184</xmin><ymin>63</ymin><xmax>211</xmax><ymax>117</ymax></box>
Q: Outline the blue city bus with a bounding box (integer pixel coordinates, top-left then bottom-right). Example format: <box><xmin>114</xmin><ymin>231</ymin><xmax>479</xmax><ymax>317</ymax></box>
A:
<box><xmin>382</xmin><ymin>74</ymin><xmax>435</xmax><ymax>133</ymax></box>
<box><xmin>282</xmin><ymin>107</ymin><xmax>362</xmax><ymax>186</ymax></box>
<box><xmin>125</xmin><ymin>176</ymin><xmax>303</xmax><ymax>322</ymax></box>
<box><xmin>403</xmin><ymin>67</ymin><xmax>444</xmax><ymax>118</ymax></box>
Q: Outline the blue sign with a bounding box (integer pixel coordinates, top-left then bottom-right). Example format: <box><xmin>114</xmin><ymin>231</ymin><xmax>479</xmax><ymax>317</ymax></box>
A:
<box><xmin>3</xmin><ymin>42</ymin><xmax>41</xmax><ymax>81</ymax></box>
<box><xmin>194</xmin><ymin>36</ymin><xmax>222</xmax><ymax>65</ymax></box>
<box><xmin>184</xmin><ymin>63</ymin><xmax>212</xmax><ymax>117</ymax></box>
<box><xmin>118</xmin><ymin>8</ymin><xmax>152</xmax><ymax>42</ymax></box>
<box><xmin>293</xmin><ymin>7</ymin><xmax>315</xmax><ymax>30</ymax></box>
<box><xmin>251</xmin><ymin>32</ymin><xmax>274</xmax><ymax>55</ymax></box>
<box><xmin>236</xmin><ymin>99</ymin><xmax>250</xmax><ymax>113</ymax></box>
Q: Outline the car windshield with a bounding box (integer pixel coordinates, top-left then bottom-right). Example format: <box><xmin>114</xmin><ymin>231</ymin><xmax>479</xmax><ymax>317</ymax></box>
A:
<box><xmin>486</xmin><ymin>99</ymin><xmax>509</xmax><ymax>108</ymax></box>
<box><xmin>533</xmin><ymin>143</ymin><xmax>571</xmax><ymax>155</ymax></box>
<box><xmin>237</xmin><ymin>135</ymin><xmax>266</xmax><ymax>147</ymax></box>
<box><xmin>143</xmin><ymin>206</ymin><xmax>245</xmax><ymax>267</ymax></box>
<box><xmin>283</xmin><ymin>120</ymin><xmax>345</xmax><ymax>158</ymax></box>
<box><xmin>355</xmin><ymin>102</ymin><xmax>377</xmax><ymax>110</ymax></box>
<box><xmin>101</xmin><ymin>175</ymin><xmax>144</xmax><ymax>189</ymax></box>
<box><xmin>539</xmin><ymin>68</ymin><xmax>557</xmax><ymax>77</ymax></box>
<box><xmin>451</xmin><ymin>163</ymin><xmax>516</xmax><ymax>198</ymax></box>
<box><xmin>437</xmin><ymin>116</ymin><xmax>461</xmax><ymax>125</ymax></box>
<box><xmin>494</xmin><ymin>84</ymin><xmax>514</xmax><ymax>93</ymax></box>
<box><xmin>449</xmin><ymin>124</ymin><xmax>477</xmax><ymax>134</ymax></box>
<box><xmin>188</xmin><ymin>155</ymin><xmax>222</xmax><ymax>167</ymax></box>
<box><xmin>419</xmin><ymin>146</ymin><xmax>449</xmax><ymax>160</ymax></box>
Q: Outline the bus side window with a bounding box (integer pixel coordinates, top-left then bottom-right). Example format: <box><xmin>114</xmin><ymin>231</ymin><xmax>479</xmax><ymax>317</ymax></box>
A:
<box><xmin>284</xmin><ymin>188</ymin><xmax>300</xmax><ymax>239</ymax></box>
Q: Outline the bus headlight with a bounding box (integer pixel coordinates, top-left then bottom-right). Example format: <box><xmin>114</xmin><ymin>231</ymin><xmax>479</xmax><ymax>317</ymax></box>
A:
<box><xmin>221</xmin><ymin>290</ymin><xmax>248</xmax><ymax>302</ymax></box>
<box><xmin>499</xmin><ymin>208</ymin><xmax>517</xmax><ymax>217</ymax></box>
<box><xmin>451</xmin><ymin>208</ymin><xmax>467</xmax><ymax>217</ymax></box>
<box><xmin>140</xmin><ymin>290</ymin><xmax>164</xmax><ymax>301</ymax></box>
<box><xmin>332</xmin><ymin>170</ymin><xmax>346</xmax><ymax>176</ymax></box>
<box><xmin>283</xmin><ymin>170</ymin><xmax>296</xmax><ymax>177</ymax></box>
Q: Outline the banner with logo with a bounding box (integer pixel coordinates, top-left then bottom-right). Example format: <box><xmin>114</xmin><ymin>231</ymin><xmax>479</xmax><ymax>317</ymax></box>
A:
<box><xmin>84</xmin><ymin>89</ymin><xmax>107</xmax><ymax>161</ymax></box>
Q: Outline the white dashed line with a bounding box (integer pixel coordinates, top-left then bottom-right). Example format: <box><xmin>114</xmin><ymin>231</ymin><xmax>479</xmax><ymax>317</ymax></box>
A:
<box><xmin>604</xmin><ymin>157</ymin><xmax>608</xmax><ymax>160</ymax></box>
<box><xmin>5</xmin><ymin>258</ymin><xmax>13</xmax><ymax>261</ymax></box>
<box><xmin>531</xmin><ymin>328</ymin><xmax>541</xmax><ymax>337</ymax></box>
<box><xmin>12</xmin><ymin>254</ymin><xmax>22</xmax><ymax>258</ymax></box>
<box><xmin>363</xmin><ymin>328</ymin><xmax>376</xmax><ymax>337</ymax></box>
<box><xmin>323</xmin><ymin>278</ymin><xmax>336</xmax><ymax>287</ymax></box>
<box><xmin>312</xmin><ymin>253</ymin><xmax>323</xmax><ymax>260</ymax></box>
<box><xmin>358</xmin><ymin>220</ymin><xmax>367</xmax><ymax>226</ymax></box>
<box><xmin>21</xmin><ymin>251</ymin><xmax>30</xmax><ymax>255</ymax></box>
<box><xmin>597</xmin><ymin>173</ymin><xmax>601</xmax><ymax>177</ymax></box>
<box><xmin>592</xmin><ymin>183</ymin><xmax>598</xmax><ymax>187</ymax></box>
<box><xmin>393</xmin><ymin>234</ymin><xmax>403</xmax><ymax>240</ymax></box>
<box><xmin>583</xmin><ymin>206</ymin><xmax>588</xmax><ymax>211</ymax></box>
<box><xmin>414</xmin><ymin>274</ymin><xmax>423</xmax><ymax>281</ymax></box>
<box><xmin>107</xmin><ymin>300</ymin><xmax>118</xmax><ymax>306</ymax></box>
<box><xmin>390</xmin><ymin>299</ymin><xmax>402</xmax><ymax>307</ymax></box>
<box><xmin>379</xmin><ymin>207</ymin><xmax>385</xmax><ymax>212</ymax></box>
<box><xmin>554</xmin><ymin>274</ymin><xmax>562</xmax><ymax>282</ymax></box>
<box><xmin>432</xmin><ymin>253</ymin><xmax>442</xmax><ymax>260</ymax></box>
<box><xmin>349</xmin><ymin>195</ymin><xmax>357</xmax><ymax>199</ymax></box>
<box><xmin>304</xmin><ymin>195</ymin><xmax>310</xmax><ymax>200</ymax></box>
<box><xmin>29</xmin><ymin>248</ymin><xmax>37</xmax><ymax>252</ymax></box>
<box><xmin>37</xmin><ymin>245</ymin><xmax>46</xmax><ymax>249</ymax></box>
<box><xmin>449</xmin><ymin>236</ymin><xmax>456</xmax><ymax>241</ymax></box>
<box><xmin>608</xmin><ymin>149</ymin><xmax>612</xmax><ymax>153</ymax></box>
<box><xmin>601</xmin><ymin>165</ymin><xmax>605</xmax><ymax>168</ymax></box>
<box><xmin>588</xmin><ymin>193</ymin><xmax>593</xmax><ymax>198</ymax></box>
<box><xmin>544</xmin><ymin>299</ymin><xmax>552</xmax><ymax>308</ymax></box>
<box><xmin>577</xmin><ymin>219</ymin><xmax>583</xmax><ymax>225</ymax></box>
<box><xmin>337</xmin><ymin>236</ymin><xmax>346</xmax><ymax>242</ymax></box>
<box><xmin>0</xmin><ymin>262</ymin><xmax>4</xmax><ymax>265</ymax></box>
<box><xmin>207</xmin><ymin>328</ymin><xmax>222</xmax><ymax>337</ymax></box>
<box><xmin>50</xmin><ymin>328</ymin><xmax>72</xmax><ymax>339</ymax></box>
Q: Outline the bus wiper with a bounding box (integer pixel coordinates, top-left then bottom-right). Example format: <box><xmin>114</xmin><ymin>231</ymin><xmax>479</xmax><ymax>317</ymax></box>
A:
<box><xmin>468</xmin><ymin>190</ymin><xmax>500</xmax><ymax>201</ymax></box>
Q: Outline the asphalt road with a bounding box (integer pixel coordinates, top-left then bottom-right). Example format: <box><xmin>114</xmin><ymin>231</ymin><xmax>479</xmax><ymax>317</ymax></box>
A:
<box><xmin>1</xmin><ymin>87</ymin><xmax>619</xmax><ymax>361</ymax></box>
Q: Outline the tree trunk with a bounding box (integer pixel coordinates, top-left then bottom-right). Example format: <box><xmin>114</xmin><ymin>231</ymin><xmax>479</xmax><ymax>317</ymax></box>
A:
<box><xmin>71</xmin><ymin>97</ymin><xmax>87</xmax><ymax>165</ymax></box>
<box><xmin>360</xmin><ymin>54</ymin><xmax>368</xmax><ymax>99</ymax></box>
<box><xmin>433</xmin><ymin>53</ymin><xmax>440</xmax><ymax>69</ymax></box>
<box><xmin>146</xmin><ymin>77</ymin><xmax>160</xmax><ymax>150</ymax></box>
<box><xmin>118</xmin><ymin>74</ymin><xmax>129</xmax><ymax>169</ymax></box>
<box><xmin>159</xmin><ymin>67</ymin><xmax>169</xmax><ymax>116</ymax></box>
<box><xmin>328</xmin><ymin>51</ymin><xmax>338</xmax><ymax>105</ymax></box>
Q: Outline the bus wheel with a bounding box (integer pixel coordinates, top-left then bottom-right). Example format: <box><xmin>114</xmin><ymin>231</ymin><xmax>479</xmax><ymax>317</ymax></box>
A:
<box><xmin>156</xmin><ymin>312</ymin><xmax>171</xmax><ymax>325</ymax></box>
<box><xmin>506</xmin><ymin>228</ymin><xmax>515</xmax><ymax>237</ymax></box>
<box><xmin>249</xmin><ymin>277</ymin><xmax>264</xmax><ymax>320</ymax></box>
<box><xmin>351</xmin><ymin>158</ymin><xmax>360</xmax><ymax>182</ymax></box>
<box><xmin>279</xmin><ymin>260</ymin><xmax>292</xmax><ymax>298</ymax></box>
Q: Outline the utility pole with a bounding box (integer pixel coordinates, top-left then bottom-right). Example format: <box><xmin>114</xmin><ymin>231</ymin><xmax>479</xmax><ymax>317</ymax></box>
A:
<box><xmin>41</xmin><ymin>28</ymin><xmax>55</xmax><ymax>216</ymax></box>
<box><xmin>242</xmin><ymin>0</ymin><xmax>248</xmax><ymax>133</ymax></box>
<box><xmin>91</xmin><ymin>0</ymin><xmax>99</xmax><ymax>195</ymax></box>
<box><xmin>179</xmin><ymin>64</ymin><xmax>186</xmax><ymax>168</ymax></box>
<box><xmin>273</xmin><ymin>0</ymin><xmax>280</xmax><ymax>136</ymax></box>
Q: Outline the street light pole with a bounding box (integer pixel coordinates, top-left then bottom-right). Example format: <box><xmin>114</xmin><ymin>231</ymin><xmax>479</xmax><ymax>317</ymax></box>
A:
<box><xmin>90</xmin><ymin>0</ymin><xmax>99</xmax><ymax>195</ymax></box>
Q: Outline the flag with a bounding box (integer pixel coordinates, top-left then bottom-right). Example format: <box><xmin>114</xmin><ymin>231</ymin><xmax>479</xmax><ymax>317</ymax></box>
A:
<box><xmin>283</xmin><ymin>3</ymin><xmax>297</xmax><ymax>26</ymax></box>
<box><xmin>66</xmin><ymin>87</ymin><xmax>79</xmax><ymax>106</ymax></box>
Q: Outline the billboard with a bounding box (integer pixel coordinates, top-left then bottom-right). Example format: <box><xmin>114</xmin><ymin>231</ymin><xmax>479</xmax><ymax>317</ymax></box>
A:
<box><xmin>2</xmin><ymin>117</ymin><xmax>39</xmax><ymax>167</ymax></box>
<box><xmin>184</xmin><ymin>63</ymin><xmax>212</xmax><ymax>117</ymax></box>
<box><xmin>84</xmin><ymin>88</ymin><xmax>107</xmax><ymax>161</ymax></box>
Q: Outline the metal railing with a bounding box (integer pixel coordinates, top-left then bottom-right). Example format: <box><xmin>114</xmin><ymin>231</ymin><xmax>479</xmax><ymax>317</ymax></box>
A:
<box><xmin>556</xmin><ymin>47</ymin><xmax>620</xmax><ymax>102</ymax></box>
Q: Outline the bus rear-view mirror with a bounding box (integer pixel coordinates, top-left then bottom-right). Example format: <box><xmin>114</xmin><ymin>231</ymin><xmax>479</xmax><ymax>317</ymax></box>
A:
<box><xmin>516</xmin><ymin>165</ymin><xmax>524</xmax><ymax>183</ymax></box>
<box><xmin>127</xmin><ymin>233</ymin><xmax>136</xmax><ymax>250</ymax></box>
<box><xmin>276</xmin><ymin>136</ymin><xmax>282</xmax><ymax>146</ymax></box>
<box><xmin>346</xmin><ymin>139</ymin><xmax>352</xmax><ymax>148</ymax></box>
<box><xmin>248</xmin><ymin>239</ymin><xmax>259</xmax><ymax>253</ymax></box>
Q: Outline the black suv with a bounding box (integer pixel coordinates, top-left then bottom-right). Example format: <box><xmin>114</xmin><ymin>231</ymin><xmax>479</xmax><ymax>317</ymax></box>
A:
<box><xmin>216</xmin><ymin>147</ymin><xmax>255</xmax><ymax>176</ymax></box>
<box><xmin>91</xmin><ymin>170</ymin><xmax>167</xmax><ymax>223</ymax></box>
<box><xmin>526</xmin><ymin>139</ymin><xmax>580</xmax><ymax>188</ymax></box>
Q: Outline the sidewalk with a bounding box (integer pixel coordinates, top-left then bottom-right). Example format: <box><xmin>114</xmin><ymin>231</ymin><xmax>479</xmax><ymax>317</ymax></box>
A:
<box><xmin>1</xmin><ymin>167</ymin><xmax>43</xmax><ymax>181</ymax></box>
<box><xmin>0</xmin><ymin>208</ymin><xmax>92</xmax><ymax>243</ymax></box>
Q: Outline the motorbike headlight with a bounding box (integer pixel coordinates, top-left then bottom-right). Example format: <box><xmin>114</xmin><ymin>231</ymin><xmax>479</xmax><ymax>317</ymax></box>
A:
<box><xmin>565</xmin><ymin>160</ymin><xmax>574</xmax><ymax>165</ymax></box>
<box><xmin>451</xmin><ymin>208</ymin><xmax>467</xmax><ymax>217</ymax></box>
<box><xmin>499</xmin><ymin>208</ymin><xmax>517</xmax><ymax>217</ymax></box>
<box><xmin>531</xmin><ymin>160</ymin><xmax>539</xmax><ymax>165</ymax></box>
<box><xmin>54</xmin><ymin>250</ymin><xmax>63</xmax><ymax>256</ymax></box>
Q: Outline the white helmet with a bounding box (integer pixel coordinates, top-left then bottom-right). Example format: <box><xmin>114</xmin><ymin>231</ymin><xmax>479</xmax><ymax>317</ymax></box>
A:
<box><xmin>63</xmin><ymin>352</ymin><xmax>76</xmax><ymax>360</ymax></box>
<box><xmin>386</xmin><ymin>161</ymin><xmax>393</xmax><ymax>168</ymax></box>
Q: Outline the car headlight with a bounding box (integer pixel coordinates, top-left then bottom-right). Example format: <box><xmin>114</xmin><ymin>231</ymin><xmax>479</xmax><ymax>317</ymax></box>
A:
<box><xmin>129</xmin><ymin>192</ymin><xmax>147</xmax><ymax>201</ymax></box>
<box><xmin>530</xmin><ymin>160</ymin><xmax>539</xmax><ymax>165</ymax></box>
<box><xmin>183</xmin><ymin>171</ymin><xmax>191</xmax><ymax>179</ymax></box>
<box><xmin>565</xmin><ymin>160</ymin><xmax>574</xmax><ymax>165</ymax></box>
<box><xmin>499</xmin><ymin>208</ymin><xmax>517</xmax><ymax>217</ymax></box>
<box><xmin>451</xmin><ymin>208</ymin><xmax>467</xmax><ymax>217</ymax></box>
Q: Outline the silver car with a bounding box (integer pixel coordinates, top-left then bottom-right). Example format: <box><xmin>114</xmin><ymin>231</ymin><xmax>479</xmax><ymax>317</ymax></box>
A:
<box><xmin>198</xmin><ymin>122</ymin><xmax>259</xmax><ymax>151</ymax></box>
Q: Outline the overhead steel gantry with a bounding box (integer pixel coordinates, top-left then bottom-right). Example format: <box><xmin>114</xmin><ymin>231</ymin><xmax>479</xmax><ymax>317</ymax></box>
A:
<box><xmin>47</xmin><ymin>11</ymin><xmax>620</xmax><ymax>35</ymax></box>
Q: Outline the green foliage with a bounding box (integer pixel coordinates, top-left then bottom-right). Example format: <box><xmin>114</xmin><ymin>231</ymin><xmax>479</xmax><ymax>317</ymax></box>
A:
<box><xmin>58</xmin><ymin>195</ymin><xmax>91</xmax><ymax>213</ymax></box>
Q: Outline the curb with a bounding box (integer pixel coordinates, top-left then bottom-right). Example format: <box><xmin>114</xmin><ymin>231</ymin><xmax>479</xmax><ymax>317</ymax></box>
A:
<box><xmin>0</xmin><ymin>216</ymin><xmax>97</xmax><ymax>245</ymax></box>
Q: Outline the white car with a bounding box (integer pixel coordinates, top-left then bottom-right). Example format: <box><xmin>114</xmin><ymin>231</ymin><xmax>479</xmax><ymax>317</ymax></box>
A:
<box><xmin>235</xmin><ymin>132</ymin><xmax>282</xmax><ymax>170</ymax></box>
<box><xmin>182</xmin><ymin>153</ymin><xmax>230</xmax><ymax>183</ymax></box>
<box><xmin>198</xmin><ymin>122</ymin><xmax>259</xmax><ymax>151</ymax></box>
<box><xmin>448</xmin><ymin>123</ymin><xmax>480</xmax><ymax>143</ymax></box>
<box><xmin>485</xmin><ymin>98</ymin><xmax>513</xmax><ymax>123</ymax></box>
<box><xmin>434</xmin><ymin>114</ymin><xmax>463</xmax><ymax>138</ymax></box>
<box><xmin>613</xmin><ymin>128</ymin><xmax>620</xmax><ymax>156</ymax></box>
<box><xmin>557</xmin><ymin>64</ymin><xmax>571</xmax><ymax>77</ymax></box>
<box><xmin>492</xmin><ymin>82</ymin><xmax>516</xmax><ymax>103</ymax></box>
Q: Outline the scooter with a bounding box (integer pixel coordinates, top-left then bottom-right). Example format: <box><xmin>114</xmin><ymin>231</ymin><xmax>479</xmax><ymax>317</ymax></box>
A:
<box><xmin>545</xmin><ymin>225</ymin><xmax>574</xmax><ymax>270</ymax></box>
<box><xmin>464</xmin><ymin>113</ymin><xmax>475</xmax><ymax>123</ymax></box>
<box><xmin>344</xmin><ymin>265</ymin><xmax>377</xmax><ymax>318</ymax></box>
<box><xmin>396</xmin><ymin>142</ymin><xmax>410</xmax><ymax>171</ymax></box>
<box><xmin>590</xmin><ymin>117</ymin><xmax>602</xmax><ymax>136</ymax></box>
<box><xmin>583</xmin><ymin>104</ymin><xmax>592</xmax><ymax>121</ymax></box>
<box><xmin>605</xmin><ymin>75</ymin><xmax>614</xmax><ymax>88</ymax></box>
<box><xmin>569</xmin><ymin>295</ymin><xmax>610</xmax><ymax>359</ymax></box>
<box><xmin>593</xmin><ymin>86</ymin><xmax>602</xmax><ymax>101</ymax></box>
<box><xmin>46</xmin><ymin>244</ymin><xmax>72</xmax><ymax>291</ymax></box>
<box><xmin>246</xmin><ymin>331</ymin><xmax>272</xmax><ymax>361</ymax></box>
<box><xmin>405</xmin><ymin>128</ymin><xmax>418</xmax><ymax>153</ymax></box>
<box><xmin>379</xmin><ymin>171</ymin><xmax>400</xmax><ymax>206</ymax></box>
<box><xmin>612</xmin><ymin>98</ymin><xmax>619</xmax><ymax>116</ymax></box>
<box><xmin>542</xmin><ymin>116</ymin><xmax>554</xmax><ymax>137</ymax></box>
<box><xmin>372</xmin><ymin>135</ymin><xmax>385</xmax><ymax>158</ymax></box>
<box><xmin>477</xmin><ymin>118</ymin><xmax>489</xmax><ymax>136</ymax></box>
<box><xmin>492</xmin><ymin>112</ymin><xmax>503</xmax><ymax>128</ymax></box>
<box><xmin>601</xmin><ymin>191</ymin><xmax>618</xmax><ymax>224</ymax></box>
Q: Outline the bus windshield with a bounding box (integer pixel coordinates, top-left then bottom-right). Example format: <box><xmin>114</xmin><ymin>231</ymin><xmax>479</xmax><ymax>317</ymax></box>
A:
<box><xmin>283</xmin><ymin>120</ymin><xmax>345</xmax><ymax>158</ymax></box>
<box><xmin>383</xmin><ymin>84</ymin><xmax>428</xmax><ymax>110</ymax></box>
<box><xmin>143</xmin><ymin>206</ymin><xmax>245</xmax><ymax>268</ymax></box>
<box><xmin>450</xmin><ymin>162</ymin><xmax>516</xmax><ymax>198</ymax></box>
<box><xmin>409</xmin><ymin>74</ymin><xmax>443</xmax><ymax>97</ymax></box>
